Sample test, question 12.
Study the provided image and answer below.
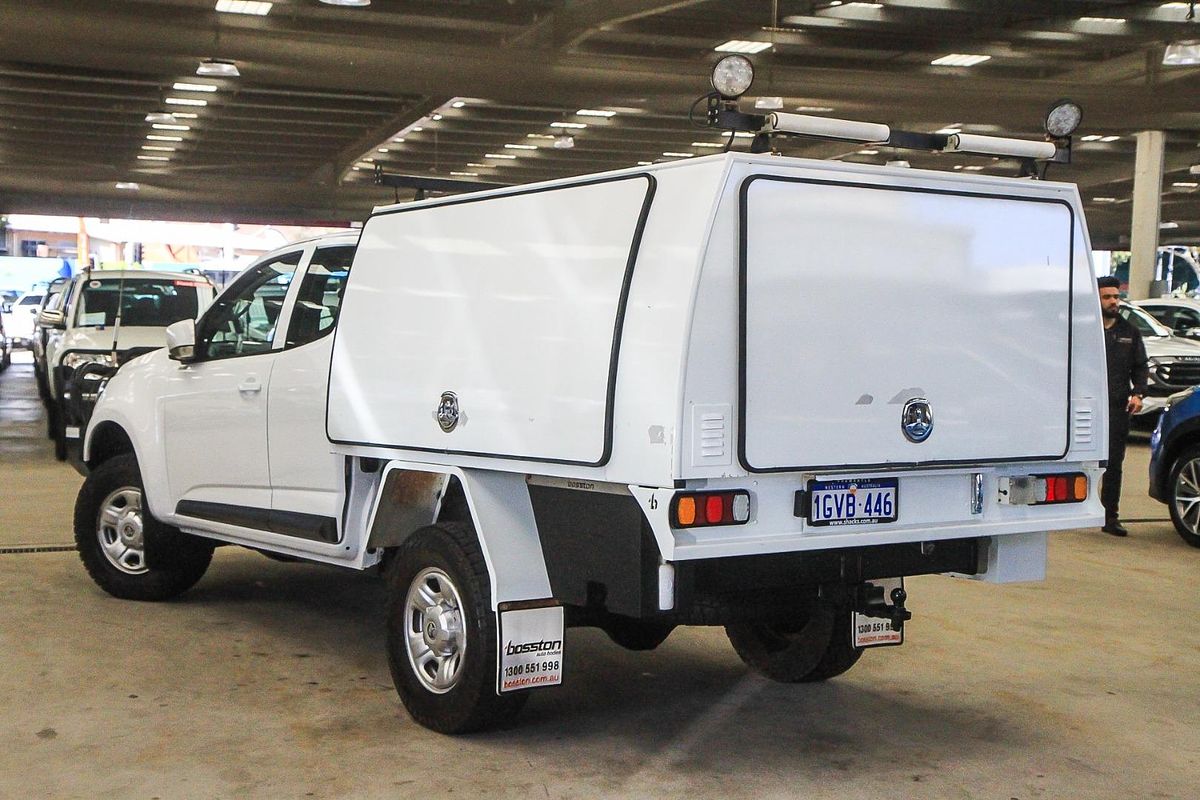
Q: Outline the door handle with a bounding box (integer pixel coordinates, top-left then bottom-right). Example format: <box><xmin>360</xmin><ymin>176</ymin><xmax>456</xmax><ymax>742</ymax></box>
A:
<box><xmin>237</xmin><ymin>379</ymin><xmax>262</xmax><ymax>393</ymax></box>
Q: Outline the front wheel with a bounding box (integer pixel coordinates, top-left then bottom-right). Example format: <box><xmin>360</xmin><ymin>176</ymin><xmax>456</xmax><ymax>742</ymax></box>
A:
<box><xmin>725</xmin><ymin>600</ymin><xmax>863</xmax><ymax>683</ymax></box>
<box><xmin>1167</xmin><ymin>446</ymin><xmax>1200</xmax><ymax>548</ymax></box>
<box><xmin>75</xmin><ymin>454</ymin><xmax>214</xmax><ymax>600</ymax></box>
<box><xmin>386</xmin><ymin>523</ymin><xmax>528</xmax><ymax>734</ymax></box>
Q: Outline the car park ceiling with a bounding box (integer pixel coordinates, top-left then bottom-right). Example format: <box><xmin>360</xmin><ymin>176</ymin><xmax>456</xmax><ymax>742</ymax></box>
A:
<box><xmin>0</xmin><ymin>0</ymin><xmax>1198</xmax><ymax>248</ymax></box>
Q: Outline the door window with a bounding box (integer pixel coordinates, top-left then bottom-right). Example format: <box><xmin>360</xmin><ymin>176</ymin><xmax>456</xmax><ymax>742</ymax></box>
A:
<box><xmin>284</xmin><ymin>246</ymin><xmax>355</xmax><ymax>348</ymax></box>
<box><xmin>197</xmin><ymin>252</ymin><xmax>301</xmax><ymax>360</ymax></box>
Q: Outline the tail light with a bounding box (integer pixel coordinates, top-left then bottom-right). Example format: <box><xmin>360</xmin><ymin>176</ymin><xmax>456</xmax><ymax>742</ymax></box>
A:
<box><xmin>998</xmin><ymin>473</ymin><xmax>1088</xmax><ymax>506</ymax></box>
<box><xmin>671</xmin><ymin>491</ymin><xmax>751</xmax><ymax>528</ymax></box>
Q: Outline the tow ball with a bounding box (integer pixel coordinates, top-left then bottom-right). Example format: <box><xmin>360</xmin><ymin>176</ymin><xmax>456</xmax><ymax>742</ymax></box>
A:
<box><xmin>856</xmin><ymin>582</ymin><xmax>913</xmax><ymax>632</ymax></box>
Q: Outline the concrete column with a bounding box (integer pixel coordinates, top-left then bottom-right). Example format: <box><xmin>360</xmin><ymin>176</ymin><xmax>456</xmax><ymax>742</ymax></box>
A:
<box><xmin>1127</xmin><ymin>130</ymin><xmax>1165</xmax><ymax>300</ymax></box>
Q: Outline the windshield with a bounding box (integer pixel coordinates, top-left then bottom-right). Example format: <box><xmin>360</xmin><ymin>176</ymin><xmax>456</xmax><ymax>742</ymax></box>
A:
<box><xmin>18</xmin><ymin>294</ymin><xmax>44</xmax><ymax>306</ymax></box>
<box><xmin>1120</xmin><ymin>304</ymin><xmax>1172</xmax><ymax>337</ymax></box>
<box><xmin>75</xmin><ymin>278</ymin><xmax>205</xmax><ymax>328</ymax></box>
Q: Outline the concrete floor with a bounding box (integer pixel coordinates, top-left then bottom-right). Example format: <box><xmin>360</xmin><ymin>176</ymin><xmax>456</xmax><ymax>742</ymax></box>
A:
<box><xmin>2</xmin><ymin>352</ymin><xmax>1198</xmax><ymax>800</ymax></box>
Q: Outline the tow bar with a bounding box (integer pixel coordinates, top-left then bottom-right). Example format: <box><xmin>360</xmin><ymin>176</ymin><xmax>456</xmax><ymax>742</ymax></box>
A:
<box><xmin>856</xmin><ymin>581</ymin><xmax>913</xmax><ymax>632</ymax></box>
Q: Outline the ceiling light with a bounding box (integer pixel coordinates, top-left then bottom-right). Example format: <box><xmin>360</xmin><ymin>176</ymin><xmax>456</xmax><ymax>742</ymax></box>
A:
<box><xmin>857</xmin><ymin>149</ymin><xmax>879</xmax><ymax>155</ymax></box>
<box><xmin>152</xmin><ymin>123</ymin><xmax>190</xmax><ymax>131</ymax></box>
<box><xmin>1161</xmin><ymin>2</ymin><xmax>1191</xmax><ymax>8</ymax></box>
<box><xmin>691</xmin><ymin>142</ymin><xmax>726</xmax><ymax>148</ymax></box>
<box><xmin>197</xmin><ymin>59</ymin><xmax>240</xmax><ymax>77</ymax></box>
<box><xmin>484</xmin><ymin>153</ymin><xmax>517</xmax><ymax>159</ymax></box>
<box><xmin>845</xmin><ymin>2</ymin><xmax>884</xmax><ymax>7</ymax></box>
<box><xmin>145</xmin><ymin>112</ymin><xmax>178</xmax><ymax>124</ymax></box>
<box><xmin>391</xmin><ymin>137</ymin><xmax>405</xmax><ymax>143</ymax></box>
<box><xmin>146</xmin><ymin>134</ymin><xmax>182</xmax><ymax>142</ymax></box>
<box><xmin>931</xmin><ymin>53</ymin><xmax>992</xmax><ymax>67</ymax></box>
<box><xmin>450</xmin><ymin>171</ymin><xmax>478</xmax><ymax>177</ymax></box>
<box><xmin>1099</xmin><ymin>135</ymin><xmax>1120</xmax><ymax>143</ymax></box>
<box><xmin>1161</xmin><ymin>221</ymin><xmax>1180</xmax><ymax>229</ymax></box>
<box><xmin>214</xmin><ymin>0</ymin><xmax>272</xmax><ymax>15</ymax></box>
<box><xmin>362</xmin><ymin>157</ymin><xmax>374</xmax><ymax>162</ymax></box>
<box><xmin>886</xmin><ymin>159</ymin><xmax>911</xmax><ymax>168</ymax></box>
<box><xmin>795</xmin><ymin>105</ymin><xmax>834</xmax><ymax>112</ymax></box>
<box><xmin>431</xmin><ymin>114</ymin><xmax>442</xmax><ymax>121</ymax></box>
<box><xmin>504</xmin><ymin>144</ymin><xmax>537</xmax><ymax>150</ymax></box>
<box><xmin>733</xmin><ymin>131</ymin><xmax>755</xmax><ymax>138</ymax></box>
<box><xmin>663</xmin><ymin>152</ymin><xmax>694</xmax><ymax>158</ymax></box>
<box><xmin>137</xmin><ymin>155</ymin><xmax>170</xmax><ymax>161</ymax></box>
<box><xmin>553</xmin><ymin>136</ymin><xmax>575</xmax><ymax>149</ymax></box>
<box><xmin>637</xmin><ymin>161</ymin><xmax>653</xmax><ymax>166</ymax></box>
<box><xmin>1093</xmin><ymin>197</ymin><xmax>1118</xmax><ymax>203</ymax></box>
<box><xmin>754</xmin><ymin>97</ymin><xmax>784</xmax><ymax>110</ymax></box>
<box><xmin>142</xmin><ymin>145</ymin><xmax>175</xmax><ymax>151</ymax></box>
<box><xmin>1079</xmin><ymin>17</ymin><xmax>1126</xmax><ymax>23</ymax></box>
<box><xmin>576</xmin><ymin>109</ymin><xmax>616</xmax><ymax>117</ymax></box>
<box><xmin>377</xmin><ymin>148</ymin><xmax>389</xmax><ymax>153</ymax></box>
<box><xmin>714</xmin><ymin>40</ymin><xmax>773</xmax><ymax>54</ymax></box>
<box><xmin>963</xmin><ymin>165</ymin><xmax>986</xmax><ymax>171</ymax></box>
<box><xmin>165</xmin><ymin>97</ymin><xmax>208</xmax><ymax>106</ymax></box>
<box><xmin>1191</xmin><ymin>165</ymin><xmax>1200</xmax><ymax>175</ymax></box>
<box><xmin>172</xmin><ymin>82</ymin><xmax>218</xmax><ymax>93</ymax></box>
<box><xmin>935</xmin><ymin>127</ymin><xmax>962</xmax><ymax>135</ymax></box>
<box><xmin>551</xmin><ymin>122</ymin><xmax>587</xmax><ymax>129</ymax></box>
<box><xmin>466</xmin><ymin>163</ymin><xmax>490</xmax><ymax>168</ymax></box>
<box><xmin>171</xmin><ymin>112</ymin><xmax>198</xmax><ymax>119</ymax></box>
<box><xmin>319</xmin><ymin>0</ymin><xmax>371</xmax><ymax>6</ymax></box>
<box><xmin>1164</xmin><ymin>40</ymin><xmax>1200</xmax><ymax>65</ymax></box>
<box><xmin>115</xmin><ymin>182</ymin><xmax>140</xmax><ymax>190</ymax></box>
<box><xmin>411</xmin><ymin>126</ymin><xmax>423</xmax><ymax>132</ymax></box>
<box><xmin>953</xmin><ymin>165</ymin><xmax>965</xmax><ymax>170</ymax></box>
<box><xmin>1173</xmin><ymin>181</ymin><xmax>1199</xmax><ymax>188</ymax></box>
<box><xmin>527</xmin><ymin>134</ymin><xmax>555</xmax><ymax>140</ymax></box>
<box><xmin>351</xmin><ymin>167</ymin><xmax>360</xmax><ymax>171</ymax></box>
<box><xmin>1081</xmin><ymin>134</ymin><xmax>1104</xmax><ymax>141</ymax></box>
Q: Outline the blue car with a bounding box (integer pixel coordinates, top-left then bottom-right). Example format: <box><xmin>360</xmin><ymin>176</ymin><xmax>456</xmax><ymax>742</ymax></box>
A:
<box><xmin>1149</xmin><ymin>386</ymin><xmax>1200</xmax><ymax>548</ymax></box>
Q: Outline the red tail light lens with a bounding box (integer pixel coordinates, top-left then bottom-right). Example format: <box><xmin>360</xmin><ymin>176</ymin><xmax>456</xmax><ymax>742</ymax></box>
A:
<box><xmin>671</xmin><ymin>491</ymin><xmax>751</xmax><ymax>528</ymax></box>
<box><xmin>1035</xmin><ymin>472</ymin><xmax>1087</xmax><ymax>505</ymax></box>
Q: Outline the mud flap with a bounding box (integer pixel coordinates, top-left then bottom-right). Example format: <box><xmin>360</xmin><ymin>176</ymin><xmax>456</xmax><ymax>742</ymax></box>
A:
<box><xmin>497</xmin><ymin>604</ymin><xmax>564</xmax><ymax>693</ymax></box>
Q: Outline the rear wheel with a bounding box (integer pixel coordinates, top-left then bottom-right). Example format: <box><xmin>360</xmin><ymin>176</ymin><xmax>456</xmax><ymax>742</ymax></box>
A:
<box><xmin>725</xmin><ymin>599</ymin><xmax>863</xmax><ymax>683</ymax></box>
<box><xmin>386</xmin><ymin>523</ymin><xmax>528</xmax><ymax>733</ymax></box>
<box><xmin>1167</xmin><ymin>446</ymin><xmax>1200</xmax><ymax>548</ymax></box>
<box><xmin>75</xmin><ymin>454</ymin><xmax>213</xmax><ymax>600</ymax></box>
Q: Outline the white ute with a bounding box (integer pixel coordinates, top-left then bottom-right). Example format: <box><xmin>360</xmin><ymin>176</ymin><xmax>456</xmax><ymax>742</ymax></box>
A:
<box><xmin>76</xmin><ymin>143</ymin><xmax>1107</xmax><ymax>733</ymax></box>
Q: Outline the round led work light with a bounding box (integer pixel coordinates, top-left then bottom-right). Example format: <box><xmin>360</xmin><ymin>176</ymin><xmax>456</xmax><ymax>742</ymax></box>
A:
<box><xmin>1045</xmin><ymin>99</ymin><xmax>1082</xmax><ymax>139</ymax></box>
<box><xmin>711</xmin><ymin>54</ymin><xmax>755</xmax><ymax>99</ymax></box>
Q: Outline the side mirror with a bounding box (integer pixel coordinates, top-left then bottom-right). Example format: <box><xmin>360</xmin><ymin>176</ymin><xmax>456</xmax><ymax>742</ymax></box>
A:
<box><xmin>37</xmin><ymin>309</ymin><xmax>66</xmax><ymax>329</ymax></box>
<box><xmin>1</xmin><ymin>302</ymin><xmax>11</xmax><ymax>314</ymax></box>
<box><xmin>165</xmin><ymin>319</ymin><xmax>197</xmax><ymax>363</ymax></box>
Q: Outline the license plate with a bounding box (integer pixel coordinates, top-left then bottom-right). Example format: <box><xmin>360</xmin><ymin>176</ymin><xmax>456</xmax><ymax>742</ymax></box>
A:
<box><xmin>806</xmin><ymin>477</ymin><xmax>898</xmax><ymax>526</ymax></box>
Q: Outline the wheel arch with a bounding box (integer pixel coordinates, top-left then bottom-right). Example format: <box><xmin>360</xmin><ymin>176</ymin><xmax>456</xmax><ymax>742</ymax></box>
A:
<box><xmin>364</xmin><ymin>461</ymin><xmax>553</xmax><ymax>608</ymax></box>
<box><xmin>1160</xmin><ymin>426</ymin><xmax>1200</xmax><ymax>498</ymax></box>
<box><xmin>86</xmin><ymin>420</ymin><xmax>137</xmax><ymax>470</ymax></box>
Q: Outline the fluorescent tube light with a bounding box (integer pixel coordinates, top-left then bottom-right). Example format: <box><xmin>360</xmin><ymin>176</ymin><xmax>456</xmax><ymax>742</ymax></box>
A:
<box><xmin>197</xmin><ymin>60</ymin><xmax>239</xmax><ymax>77</ymax></box>
<box><xmin>142</xmin><ymin>145</ymin><xmax>175</xmax><ymax>151</ymax></box>
<box><xmin>1092</xmin><ymin>197</ymin><xmax>1118</xmax><ymax>203</ymax></box>
<box><xmin>1161</xmin><ymin>221</ymin><xmax>1180</xmax><ymax>229</ymax></box>
<box><xmin>173</xmin><ymin>82</ymin><xmax>218</xmax><ymax>92</ymax></box>
<box><xmin>691</xmin><ymin>142</ymin><xmax>726</xmax><ymax>148</ymax></box>
<box><xmin>795</xmin><ymin>105</ymin><xmax>834</xmax><ymax>112</ymax></box>
<box><xmin>550</xmin><ymin>122</ymin><xmax>587</xmax><ymax>129</ymax></box>
<box><xmin>715</xmin><ymin>40</ymin><xmax>773</xmax><ymax>54</ymax></box>
<box><xmin>377</xmin><ymin>148</ymin><xmax>389</xmax><ymax>153</ymax></box>
<box><xmin>152</xmin><ymin>124</ymin><xmax>190</xmax><ymax>131</ymax></box>
<box><xmin>931</xmin><ymin>53</ymin><xmax>991</xmax><ymax>67</ymax></box>
<box><xmin>319</xmin><ymin>0</ymin><xmax>371</xmax><ymax>6</ymax></box>
<box><xmin>137</xmin><ymin>155</ymin><xmax>170</xmax><ymax>161</ymax></box>
<box><xmin>935</xmin><ymin>127</ymin><xmax>962</xmax><ymax>135</ymax></box>
<box><xmin>450</xmin><ymin>171</ymin><xmax>478</xmax><ymax>177</ymax></box>
<box><xmin>504</xmin><ymin>144</ymin><xmax>537</xmax><ymax>150</ymax></box>
<box><xmin>576</xmin><ymin>109</ymin><xmax>616</xmax><ymax>117</ymax></box>
<box><xmin>857</xmin><ymin>149</ymin><xmax>879</xmax><ymax>155</ymax></box>
<box><xmin>1099</xmin><ymin>135</ymin><xmax>1120</xmax><ymax>143</ymax></box>
<box><xmin>662</xmin><ymin>152</ymin><xmax>695</xmax><ymax>157</ymax></box>
<box><xmin>215</xmin><ymin>0</ymin><xmax>272</xmax><ymax>14</ymax></box>
<box><xmin>1079</xmin><ymin>17</ymin><xmax>1126</xmax><ymax>23</ymax></box>
<box><xmin>165</xmin><ymin>97</ymin><xmax>208</xmax><ymax>106</ymax></box>
<box><xmin>451</xmin><ymin>101</ymin><xmax>466</xmax><ymax>108</ymax></box>
<box><xmin>145</xmin><ymin>113</ymin><xmax>178</xmax><ymax>124</ymax></box>
<box><xmin>484</xmin><ymin>153</ymin><xmax>517</xmax><ymax>159</ymax></box>
<box><xmin>146</xmin><ymin>134</ymin><xmax>183</xmax><ymax>142</ymax></box>
<box><xmin>115</xmin><ymin>182</ymin><xmax>140</xmax><ymax>190</ymax></box>
<box><xmin>526</xmin><ymin>134</ymin><xmax>555</xmax><ymax>140</ymax></box>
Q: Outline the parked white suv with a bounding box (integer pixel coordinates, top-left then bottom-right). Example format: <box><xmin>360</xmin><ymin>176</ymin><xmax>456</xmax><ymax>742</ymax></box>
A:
<box><xmin>42</xmin><ymin>270</ymin><xmax>215</xmax><ymax>459</ymax></box>
<box><xmin>76</xmin><ymin>153</ymin><xmax>1106</xmax><ymax>734</ymax></box>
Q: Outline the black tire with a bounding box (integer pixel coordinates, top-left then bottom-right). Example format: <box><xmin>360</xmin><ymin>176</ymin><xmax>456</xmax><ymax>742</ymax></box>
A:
<box><xmin>46</xmin><ymin>398</ymin><xmax>58</xmax><ymax>439</ymax></box>
<box><xmin>603</xmin><ymin>618</ymin><xmax>676</xmax><ymax>651</ymax></box>
<box><xmin>75</xmin><ymin>453</ymin><xmax>214</xmax><ymax>601</ymax></box>
<box><xmin>725</xmin><ymin>599</ymin><xmax>862</xmax><ymax>683</ymax></box>
<box><xmin>52</xmin><ymin>405</ymin><xmax>67</xmax><ymax>461</ymax></box>
<box><xmin>1167</xmin><ymin>445</ymin><xmax>1200</xmax><ymax>548</ymax></box>
<box><xmin>386</xmin><ymin>522</ymin><xmax>528</xmax><ymax>734</ymax></box>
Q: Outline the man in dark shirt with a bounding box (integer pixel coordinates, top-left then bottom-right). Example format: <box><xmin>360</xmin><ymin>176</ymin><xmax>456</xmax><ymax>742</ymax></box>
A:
<box><xmin>1098</xmin><ymin>276</ymin><xmax>1149</xmax><ymax>536</ymax></box>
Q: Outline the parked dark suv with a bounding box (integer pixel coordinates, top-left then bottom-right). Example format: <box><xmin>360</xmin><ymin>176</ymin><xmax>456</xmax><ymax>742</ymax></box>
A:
<box><xmin>1148</xmin><ymin>387</ymin><xmax>1200</xmax><ymax>548</ymax></box>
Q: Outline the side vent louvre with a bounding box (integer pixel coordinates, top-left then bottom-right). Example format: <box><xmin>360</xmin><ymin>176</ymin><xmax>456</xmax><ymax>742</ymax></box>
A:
<box><xmin>1073</xmin><ymin>401</ymin><xmax>1095</xmax><ymax>452</ymax></box>
<box><xmin>691</xmin><ymin>404</ymin><xmax>732</xmax><ymax>467</ymax></box>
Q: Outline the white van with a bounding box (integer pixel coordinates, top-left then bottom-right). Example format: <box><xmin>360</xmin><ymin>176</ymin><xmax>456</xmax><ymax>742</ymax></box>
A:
<box><xmin>42</xmin><ymin>270</ymin><xmax>215</xmax><ymax>459</ymax></box>
<box><xmin>76</xmin><ymin>151</ymin><xmax>1106</xmax><ymax>733</ymax></box>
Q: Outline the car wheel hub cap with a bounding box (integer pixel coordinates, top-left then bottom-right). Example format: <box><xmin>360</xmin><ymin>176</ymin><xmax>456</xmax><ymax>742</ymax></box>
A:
<box><xmin>97</xmin><ymin>486</ymin><xmax>148</xmax><ymax>575</ymax></box>
<box><xmin>405</xmin><ymin>567</ymin><xmax>467</xmax><ymax>694</ymax></box>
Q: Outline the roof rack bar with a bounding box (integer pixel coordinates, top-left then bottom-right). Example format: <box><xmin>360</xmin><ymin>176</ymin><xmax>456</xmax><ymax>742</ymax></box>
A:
<box><xmin>373</xmin><ymin>166</ymin><xmax>508</xmax><ymax>195</ymax></box>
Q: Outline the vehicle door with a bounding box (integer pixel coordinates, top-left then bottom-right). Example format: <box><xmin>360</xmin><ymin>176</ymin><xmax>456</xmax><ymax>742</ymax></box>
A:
<box><xmin>161</xmin><ymin>250</ymin><xmax>304</xmax><ymax>521</ymax></box>
<box><xmin>266</xmin><ymin>244</ymin><xmax>355</xmax><ymax>542</ymax></box>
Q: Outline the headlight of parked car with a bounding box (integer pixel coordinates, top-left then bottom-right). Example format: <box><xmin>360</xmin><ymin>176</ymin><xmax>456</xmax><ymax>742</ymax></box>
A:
<box><xmin>62</xmin><ymin>352</ymin><xmax>116</xmax><ymax>371</ymax></box>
